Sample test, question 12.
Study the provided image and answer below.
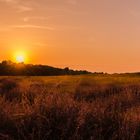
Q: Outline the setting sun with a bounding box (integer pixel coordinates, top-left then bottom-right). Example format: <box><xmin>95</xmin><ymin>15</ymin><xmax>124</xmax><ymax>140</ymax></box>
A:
<box><xmin>16</xmin><ymin>55</ymin><xmax>25</xmax><ymax>63</ymax></box>
<box><xmin>13</xmin><ymin>51</ymin><xmax>27</xmax><ymax>63</ymax></box>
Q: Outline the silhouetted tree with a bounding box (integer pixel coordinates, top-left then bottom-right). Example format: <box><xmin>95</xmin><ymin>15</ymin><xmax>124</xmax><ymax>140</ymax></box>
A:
<box><xmin>0</xmin><ymin>60</ymin><xmax>91</xmax><ymax>76</ymax></box>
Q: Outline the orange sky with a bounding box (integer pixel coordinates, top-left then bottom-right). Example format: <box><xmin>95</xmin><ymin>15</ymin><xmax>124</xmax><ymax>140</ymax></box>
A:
<box><xmin>0</xmin><ymin>0</ymin><xmax>140</xmax><ymax>73</ymax></box>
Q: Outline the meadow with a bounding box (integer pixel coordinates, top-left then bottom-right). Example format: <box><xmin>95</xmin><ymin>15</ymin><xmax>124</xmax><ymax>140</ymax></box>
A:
<box><xmin>0</xmin><ymin>74</ymin><xmax>140</xmax><ymax>140</ymax></box>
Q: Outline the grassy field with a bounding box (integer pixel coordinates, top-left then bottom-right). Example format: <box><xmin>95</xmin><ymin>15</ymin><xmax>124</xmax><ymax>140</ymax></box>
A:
<box><xmin>0</xmin><ymin>75</ymin><xmax>140</xmax><ymax>140</ymax></box>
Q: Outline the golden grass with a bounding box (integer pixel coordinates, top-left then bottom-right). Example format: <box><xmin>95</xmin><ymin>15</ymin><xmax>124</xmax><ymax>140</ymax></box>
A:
<box><xmin>0</xmin><ymin>75</ymin><xmax>140</xmax><ymax>139</ymax></box>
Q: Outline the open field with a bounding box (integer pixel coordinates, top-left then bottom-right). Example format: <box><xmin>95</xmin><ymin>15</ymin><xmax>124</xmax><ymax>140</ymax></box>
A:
<box><xmin>0</xmin><ymin>75</ymin><xmax>140</xmax><ymax>139</ymax></box>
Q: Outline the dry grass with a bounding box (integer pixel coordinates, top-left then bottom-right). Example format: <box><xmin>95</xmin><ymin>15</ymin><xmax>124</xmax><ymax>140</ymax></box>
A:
<box><xmin>0</xmin><ymin>75</ymin><xmax>140</xmax><ymax>139</ymax></box>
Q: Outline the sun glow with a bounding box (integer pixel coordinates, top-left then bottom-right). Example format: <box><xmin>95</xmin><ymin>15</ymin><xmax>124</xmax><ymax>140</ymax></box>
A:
<box><xmin>16</xmin><ymin>55</ymin><xmax>25</xmax><ymax>63</ymax></box>
<box><xmin>14</xmin><ymin>51</ymin><xmax>27</xmax><ymax>63</ymax></box>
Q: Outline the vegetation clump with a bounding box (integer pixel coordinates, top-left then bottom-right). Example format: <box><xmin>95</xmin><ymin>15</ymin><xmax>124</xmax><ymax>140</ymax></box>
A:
<box><xmin>0</xmin><ymin>75</ymin><xmax>139</xmax><ymax>139</ymax></box>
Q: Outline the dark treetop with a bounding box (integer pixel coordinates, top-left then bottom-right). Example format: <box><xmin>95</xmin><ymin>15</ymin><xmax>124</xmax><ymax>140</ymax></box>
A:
<box><xmin>0</xmin><ymin>60</ymin><xmax>91</xmax><ymax>76</ymax></box>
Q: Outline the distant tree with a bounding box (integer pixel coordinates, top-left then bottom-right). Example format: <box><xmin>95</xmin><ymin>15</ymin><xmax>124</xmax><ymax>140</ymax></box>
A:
<box><xmin>0</xmin><ymin>60</ymin><xmax>91</xmax><ymax>76</ymax></box>
<box><xmin>1</xmin><ymin>60</ymin><xmax>13</xmax><ymax>65</ymax></box>
<box><xmin>64</xmin><ymin>67</ymin><xmax>69</xmax><ymax>71</ymax></box>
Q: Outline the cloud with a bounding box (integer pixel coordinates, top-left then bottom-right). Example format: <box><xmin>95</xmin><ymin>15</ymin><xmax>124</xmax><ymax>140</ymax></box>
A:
<box><xmin>0</xmin><ymin>0</ymin><xmax>19</xmax><ymax>5</ymax></box>
<box><xmin>0</xmin><ymin>0</ymin><xmax>17</xmax><ymax>4</ymax></box>
<box><xmin>0</xmin><ymin>0</ymin><xmax>33</xmax><ymax>12</ymax></box>
<box><xmin>22</xmin><ymin>16</ymin><xmax>48</xmax><ymax>22</ymax></box>
<box><xmin>0</xmin><ymin>24</ymin><xmax>54</xmax><ymax>32</ymax></box>
<box><xmin>17</xmin><ymin>5</ymin><xmax>32</xmax><ymax>12</ymax></box>
<box><xmin>10</xmin><ymin>24</ymin><xmax>55</xmax><ymax>30</ymax></box>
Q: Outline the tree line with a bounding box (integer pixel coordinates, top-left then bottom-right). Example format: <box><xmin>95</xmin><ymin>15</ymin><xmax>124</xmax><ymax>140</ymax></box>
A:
<box><xmin>0</xmin><ymin>60</ymin><xmax>91</xmax><ymax>76</ymax></box>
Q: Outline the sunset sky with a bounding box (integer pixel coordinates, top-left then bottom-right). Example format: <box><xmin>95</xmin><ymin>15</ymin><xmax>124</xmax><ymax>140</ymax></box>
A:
<box><xmin>0</xmin><ymin>0</ymin><xmax>140</xmax><ymax>73</ymax></box>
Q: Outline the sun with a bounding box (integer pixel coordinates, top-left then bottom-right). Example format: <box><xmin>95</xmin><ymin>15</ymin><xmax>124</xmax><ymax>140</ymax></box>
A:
<box><xmin>14</xmin><ymin>51</ymin><xmax>27</xmax><ymax>63</ymax></box>
<box><xmin>16</xmin><ymin>55</ymin><xmax>25</xmax><ymax>63</ymax></box>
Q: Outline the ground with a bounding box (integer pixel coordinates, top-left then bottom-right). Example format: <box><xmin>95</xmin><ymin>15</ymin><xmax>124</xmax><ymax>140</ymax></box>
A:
<box><xmin>0</xmin><ymin>74</ymin><xmax>140</xmax><ymax>140</ymax></box>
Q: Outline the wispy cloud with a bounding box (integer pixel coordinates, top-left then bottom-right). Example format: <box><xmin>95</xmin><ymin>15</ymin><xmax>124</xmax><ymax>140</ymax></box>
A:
<box><xmin>0</xmin><ymin>0</ymin><xmax>17</xmax><ymax>4</ymax></box>
<box><xmin>10</xmin><ymin>24</ymin><xmax>55</xmax><ymax>30</ymax></box>
<box><xmin>22</xmin><ymin>16</ymin><xmax>48</xmax><ymax>22</ymax></box>
<box><xmin>0</xmin><ymin>0</ymin><xmax>33</xmax><ymax>12</ymax></box>
<box><xmin>16</xmin><ymin>5</ymin><xmax>33</xmax><ymax>12</ymax></box>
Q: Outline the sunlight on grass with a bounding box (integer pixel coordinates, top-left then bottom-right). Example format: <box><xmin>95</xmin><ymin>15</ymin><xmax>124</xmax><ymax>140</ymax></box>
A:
<box><xmin>0</xmin><ymin>75</ymin><xmax>140</xmax><ymax>139</ymax></box>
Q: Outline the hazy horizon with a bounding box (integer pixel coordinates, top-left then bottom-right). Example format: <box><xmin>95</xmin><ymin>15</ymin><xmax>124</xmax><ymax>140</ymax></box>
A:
<box><xmin>0</xmin><ymin>0</ymin><xmax>140</xmax><ymax>73</ymax></box>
